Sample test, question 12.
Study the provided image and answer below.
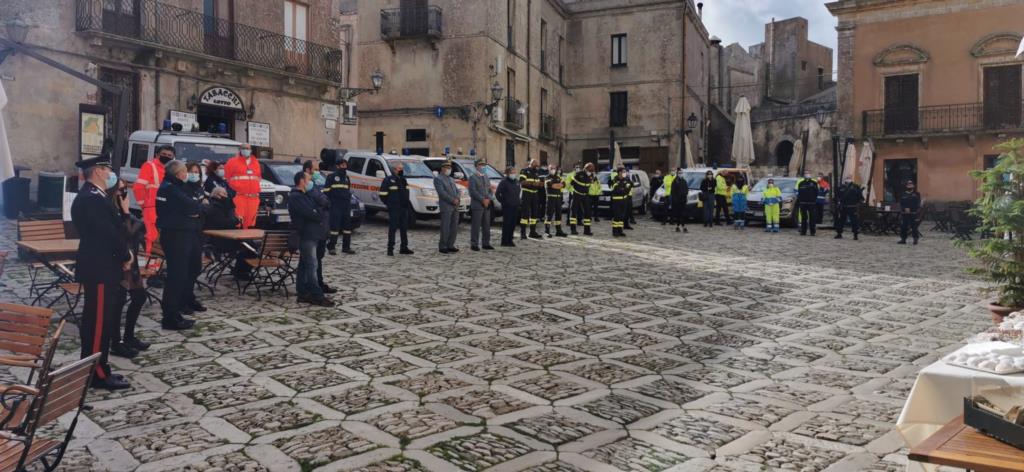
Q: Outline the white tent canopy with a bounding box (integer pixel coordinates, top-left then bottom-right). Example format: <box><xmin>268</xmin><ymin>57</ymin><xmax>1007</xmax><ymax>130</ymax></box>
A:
<box><xmin>731</xmin><ymin>97</ymin><xmax>755</xmax><ymax>168</ymax></box>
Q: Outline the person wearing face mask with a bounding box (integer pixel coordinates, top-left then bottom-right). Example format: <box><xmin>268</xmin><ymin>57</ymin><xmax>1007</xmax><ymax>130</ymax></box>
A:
<box><xmin>699</xmin><ymin>171</ymin><xmax>716</xmax><ymax>227</ymax></box>
<box><xmin>519</xmin><ymin>159</ymin><xmax>544</xmax><ymax>239</ymax></box>
<box><xmin>133</xmin><ymin>145</ymin><xmax>174</xmax><ymax>255</ymax></box>
<box><xmin>563</xmin><ymin>163</ymin><xmax>581</xmax><ymax>228</ymax></box>
<box><xmin>289</xmin><ymin>171</ymin><xmax>334</xmax><ymax>306</ymax></box>
<box><xmin>569</xmin><ymin>163</ymin><xmax>595</xmax><ymax>235</ymax></box>
<box><xmin>434</xmin><ymin>161</ymin><xmax>461</xmax><ymax>254</ymax></box>
<box><xmin>379</xmin><ymin>163</ymin><xmax>414</xmax><ymax>256</ymax></box>
<box><xmin>588</xmin><ymin>166</ymin><xmax>602</xmax><ymax>223</ymax></box>
<box><xmin>763</xmin><ymin>178</ymin><xmax>782</xmax><ymax>233</ymax></box>
<box><xmin>732</xmin><ymin>176</ymin><xmax>750</xmax><ymax>230</ymax></box>
<box><xmin>544</xmin><ymin>165</ymin><xmax>568</xmax><ymax>238</ymax></box>
<box><xmin>650</xmin><ymin>169</ymin><xmax>664</xmax><ymax>207</ymax></box>
<box><xmin>156</xmin><ymin>160</ymin><xmax>201</xmax><ymax>331</ymax></box>
<box><xmin>325</xmin><ymin>158</ymin><xmax>355</xmax><ymax>255</ymax></box>
<box><xmin>72</xmin><ymin>155</ymin><xmax>131</xmax><ymax>390</ymax></box>
<box><xmin>669</xmin><ymin>168</ymin><xmax>689</xmax><ymax>232</ymax></box>
<box><xmin>469</xmin><ymin>159</ymin><xmax>496</xmax><ymax>251</ymax></box>
<box><xmin>107</xmin><ymin>177</ymin><xmax>150</xmax><ymax>359</ymax></box>
<box><xmin>796</xmin><ymin>172</ymin><xmax>820</xmax><ymax>236</ymax></box>
<box><xmin>224</xmin><ymin>143</ymin><xmax>262</xmax><ymax>229</ymax></box>
<box><xmin>834</xmin><ymin>177</ymin><xmax>863</xmax><ymax>240</ymax></box>
<box><xmin>182</xmin><ymin>161</ymin><xmax>210</xmax><ymax>316</ymax></box>
<box><xmin>898</xmin><ymin>180</ymin><xmax>922</xmax><ymax>245</ymax></box>
<box><xmin>496</xmin><ymin>166</ymin><xmax>522</xmax><ymax>247</ymax></box>
<box><xmin>610</xmin><ymin>167</ymin><xmax>630</xmax><ymax>237</ymax></box>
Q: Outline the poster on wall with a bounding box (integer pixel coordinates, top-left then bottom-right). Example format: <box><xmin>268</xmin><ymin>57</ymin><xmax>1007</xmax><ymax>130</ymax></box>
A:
<box><xmin>247</xmin><ymin>122</ymin><xmax>271</xmax><ymax>147</ymax></box>
<box><xmin>79</xmin><ymin>110</ymin><xmax>105</xmax><ymax>157</ymax></box>
<box><xmin>169</xmin><ymin>110</ymin><xmax>198</xmax><ymax>131</ymax></box>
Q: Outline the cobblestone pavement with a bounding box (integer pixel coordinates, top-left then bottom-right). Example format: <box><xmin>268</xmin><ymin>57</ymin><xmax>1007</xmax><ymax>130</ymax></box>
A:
<box><xmin>0</xmin><ymin>217</ymin><xmax>989</xmax><ymax>471</ymax></box>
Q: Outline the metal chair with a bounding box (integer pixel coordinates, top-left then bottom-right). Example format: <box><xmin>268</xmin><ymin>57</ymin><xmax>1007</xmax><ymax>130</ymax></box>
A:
<box><xmin>239</xmin><ymin>231</ymin><xmax>294</xmax><ymax>300</ymax></box>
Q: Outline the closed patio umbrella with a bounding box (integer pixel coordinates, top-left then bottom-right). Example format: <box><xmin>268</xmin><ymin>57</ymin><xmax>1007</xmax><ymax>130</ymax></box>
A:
<box><xmin>731</xmin><ymin>97</ymin><xmax>755</xmax><ymax>168</ymax></box>
<box><xmin>788</xmin><ymin>139</ymin><xmax>804</xmax><ymax>177</ymax></box>
<box><xmin>0</xmin><ymin>80</ymin><xmax>13</xmax><ymax>185</ymax></box>
<box><xmin>842</xmin><ymin>142</ymin><xmax>858</xmax><ymax>182</ymax></box>
<box><xmin>612</xmin><ymin>141</ymin><xmax>623</xmax><ymax>170</ymax></box>
<box><xmin>685</xmin><ymin>134</ymin><xmax>696</xmax><ymax>169</ymax></box>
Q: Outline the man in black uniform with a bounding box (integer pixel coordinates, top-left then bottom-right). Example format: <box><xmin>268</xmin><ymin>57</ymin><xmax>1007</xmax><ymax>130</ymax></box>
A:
<box><xmin>623</xmin><ymin>170</ymin><xmax>636</xmax><ymax>230</ymax></box>
<box><xmin>519</xmin><ymin>159</ymin><xmax>544</xmax><ymax>239</ymax></box>
<box><xmin>72</xmin><ymin>155</ymin><xmax>131</xmax><ymax>390</ymax></box>
<box><xmin>898</xmin><ymin>180</ymin><xmax>922</xmax><ymax>245</ymax></box>
<box><xmin>570</xmin><ymin>163</ymin><xmax>595</xmax><ymax>235</ymax></box>
<box><xmin>796</xmin><ymin>174</ymin><xmax>820</xmax><ymax>236</ymax></box>
<box><xmin>544</xmin><ymin>165</ymin><xmax>568</xmax><ymax>238</ymax></box>
<box><xmin>156</xmin><ymin>160</ymin><xmax>200</xmax><ymax>330</ymax></box>
<box><xmin>611</xmin><ymin>167</ymin><xmax>630</xmax><ymax>237</ymax></box>
<box><xmin>834</xmin><ymin>178</ymin><xmax>864</xmax><ymax>240</ymax></box>
<box><xmin>379</xmin><ymin>163</ymin><xmax>415</xmax><ymax>256</ymax></box>
<box><xmin>670</xmin><ymin>168</ymin><xmax>690</xmax><ymax>233</ymax></box>
<box><xmin>325</xmin><ymin>158</ymin><xmax>355</xmax><ymax>255</ymax></box>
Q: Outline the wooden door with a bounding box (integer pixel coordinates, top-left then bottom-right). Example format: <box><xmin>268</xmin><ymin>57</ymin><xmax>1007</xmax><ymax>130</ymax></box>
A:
<box><xmin>984</xmin><ymin>65</ymin><xmax>1022</xmax><ymax>130</ymax></box>
<box><xmin>884</xmin><ymin>74</ymin><xmax>919</xmax><ymax>134</ymax></box>
<box><xmin>203</xmin><ymin>0</ymin><xmax>234</xmax><ymax>59</ymax></box>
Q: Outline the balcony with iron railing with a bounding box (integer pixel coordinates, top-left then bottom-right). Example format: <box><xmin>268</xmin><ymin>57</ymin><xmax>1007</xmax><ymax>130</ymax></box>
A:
<box><xmin>540</xmin><ymin>114</ymin><xmax>555</xmax><ymax>141</ymax></box>
<box><xmin>381</xmin><ymin>6</ymin><xmax>442</xmax><ymax>41</ymax></box>
<box><xmin>863</xmin><ymin>101</ymin><xmax>1024</xmax><ymax>138</ymax></box>
<box><xmin>75</xmin><ymin>0</ymin><xmax>344</xmax><ymax>83</ymax></box>
<box><xmin>505</xmin><ymin>98</ymin><xmax>525</xmax><ymax>130</ymax></box>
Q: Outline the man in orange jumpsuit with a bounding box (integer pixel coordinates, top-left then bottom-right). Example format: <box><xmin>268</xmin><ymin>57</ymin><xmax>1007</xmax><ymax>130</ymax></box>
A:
<box><xmin>132</xmin><ymin>145</ymin><xmax>175</xmax><ymax>254</ymax></box>
<box><xmin>224</xmin><ymin>143</ymin><xmax>262</xmax><ymax>229</ymax></box>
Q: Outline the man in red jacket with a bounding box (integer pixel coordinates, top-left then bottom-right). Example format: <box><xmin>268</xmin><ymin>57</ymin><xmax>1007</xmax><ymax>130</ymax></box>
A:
<box><xmin>224</xmin><ymin>143</ymin><xmax>262</xmax><ymax>229</ymax></box>
<box><xmin>132</xmin><ymin>145</ymin><xmax>175</xmax><ymax>254</ymax></box>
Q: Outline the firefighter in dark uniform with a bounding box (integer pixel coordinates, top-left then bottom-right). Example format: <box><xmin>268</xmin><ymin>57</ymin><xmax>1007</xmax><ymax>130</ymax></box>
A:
<box><xmin>898</xmin><ymin>180</ymin><xmax>922</xmax><ymax>245</ymax></box>
<box><xmin>380</xmin><ymin>163</ymin><xmax>415</xmax><ymax>256</ymax></box>
<box><xmin>519</xmin><ymin>159</ymin><xmax>544</xmax><ymax>239</ymax></box>
<box><xmin>156</xmin><ymin>159</ymin><xmax>200</xmax><ymax>331</ymax></box>
<box><xmin>544</xmin><ymin>165</ymin><xmax>568</xmax><ymax>237</ymax></box>
<box><xmin>834</xmin><ymin>178</ymin><xmax>864</xmax><ymax>240</ymax></box>
<box><xmin>623</xmin><ymin>170</ymin><xmax>635</xmax><ymax>230</ymax></box>
<box><xmin>570</xmin><ymin>163</ymin><xmax>595</xmax><ymax>235</ymax></box>
<box><xmin>72</xmin><ymin>155</ymin><xmax>131</xmax><ymax>390</ymax></box>
<box><xmin>611</xmin><ymin>167</ymin><xmax>630</xmax><ymax>237</ymax></box>
<box><xmin>325</xmin><ymin>158</ymin><xmax>355</xmax><ymax>255</ymax></box>
<box><xmin>796</xmin><ymin>174</ymin><xmax>820</xmax><ymax>236</ymax></box>
<box><xmin>537</xmin><ymin>165</ymin><xmax>548</xmax><ymax>227</ymax></box>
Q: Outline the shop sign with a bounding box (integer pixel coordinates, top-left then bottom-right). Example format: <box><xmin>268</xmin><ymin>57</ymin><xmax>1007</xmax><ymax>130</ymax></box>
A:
<box><xmin>199</xmin><ymin>87</ymin><xmax>244</xmax><ymax>110</ymax></box>
<box><xmin>247</xmin><ymin>121</ymin><xmax>271</xmax><ymax>147</ymax></box>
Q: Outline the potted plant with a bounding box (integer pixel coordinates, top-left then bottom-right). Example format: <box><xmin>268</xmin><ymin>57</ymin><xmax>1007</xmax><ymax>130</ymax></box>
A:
<box><xmin>960</xmin><ymin>138</ymin><xmax>1024</xmax><ymax>324</ymax></box>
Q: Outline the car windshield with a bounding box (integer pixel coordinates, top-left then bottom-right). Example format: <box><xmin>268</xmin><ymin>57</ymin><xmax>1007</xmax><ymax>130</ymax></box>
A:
<box><xmin>598</xmin><ymin>172</ymin><xmax>612</xmax><ymax>185</ymax></box>
<box><xmin>393</xmin><ymin>159</ymin><xmax>434</xmax><ymax>178</ymax></box>
<box><xmin>683</xmin><ymin>172</ymin><xmax>707</xmax><ymax>189</ymax></box>
<box><xmin>174</xmin><ymin>142</ymin><xmax>238</xmax><ymax>163</ymax></box>
<box><xmin>457</xmin><ymin>161</ymin><xmax>503</xmax><ymax>179</ymax></box>
<box><xmin>422</xmin><ymin>160</ymin><xmax>447</xmax><ymax>173</ymax></box>
<box><xmin>267</xmin><ymin>164</ymin><xmax>304</xmax><ymax>185</ymax></box>
<box><xmin>752</xmin><ymin>179</ymin><xmax>798</xmax><ymax>193</ymax></box>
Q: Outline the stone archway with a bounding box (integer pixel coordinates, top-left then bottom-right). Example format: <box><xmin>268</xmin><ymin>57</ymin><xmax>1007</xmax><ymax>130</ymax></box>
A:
<box><xmin>775</xmin><ymin>140</ymin><xmax>794</xmax><ymax>168</ymax></box>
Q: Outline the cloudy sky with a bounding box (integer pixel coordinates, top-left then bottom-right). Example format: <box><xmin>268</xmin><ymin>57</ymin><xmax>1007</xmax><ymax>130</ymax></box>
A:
<box><xmin>700</xmin><ymin>0</ymin><xmax>838</xmax><ymax>67</ymax></box>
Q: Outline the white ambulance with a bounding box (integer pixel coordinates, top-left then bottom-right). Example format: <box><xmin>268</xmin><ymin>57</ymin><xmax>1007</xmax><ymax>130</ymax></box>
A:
<box><xmin>342</xmin><ymin>151</ymin><xmax>470</xmax><ymax>224</ymax></box>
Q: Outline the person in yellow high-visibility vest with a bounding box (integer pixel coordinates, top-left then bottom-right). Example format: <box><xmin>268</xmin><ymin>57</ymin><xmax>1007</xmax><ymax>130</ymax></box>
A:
<box><xmin>763</xmin><ymin>178</ymin><xmax>782</xmax><ymax>233</ymax></box>
<box><xmin>660</xmin><ymin>171</ymin><xmax>675</xmax><ymax>226</ymax></box>
<box><xmin>714</xmin><ymin>172</ymin><xmax>731</xmax><ymax>225</ymax></box>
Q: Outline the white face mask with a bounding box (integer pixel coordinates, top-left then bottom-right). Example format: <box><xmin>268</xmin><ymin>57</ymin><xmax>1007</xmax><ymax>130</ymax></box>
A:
<box><xmin>240</xmin><ymin>149</ymin><xmax>252</xmax><ymax>158</ymax></box>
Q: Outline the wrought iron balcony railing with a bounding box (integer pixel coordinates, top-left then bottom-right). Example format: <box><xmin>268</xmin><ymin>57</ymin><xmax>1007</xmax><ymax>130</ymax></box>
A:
<box><xmin>380</xmin><ymin>6</ymin><xmax>442</xmax><ymax>41</ymax></box>
<box><xmin>505</xmin><ymin>98</ymin><xmax>525</xmax><ymax>130</ymax></box>
<box><xmin>76</xmin><ymin>0</ymin><xmax>344</xmax><ymax>82</ymax></box>
<box><xmin>863</xmin><ymin>101</ymin><xmax>1024</xmax><ymax>137</ymax></box>
<box><xmin>540</xmin><ymin>114</ymin><xmax>556</xmax><ymax>140</ymax></box>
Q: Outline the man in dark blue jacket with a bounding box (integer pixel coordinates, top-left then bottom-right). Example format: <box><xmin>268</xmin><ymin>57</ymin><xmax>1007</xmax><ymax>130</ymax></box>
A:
<box><xmin>156</xmin><ymin>160</ymin><xmax>200</xmax><ymax>330</ymax></box>
<box><xmin>289</xmin><ymin>171</ymin><xmax>333</xmax><ymax>306</ymax></box>
<box><xmin>72</xmin><ymin>155</ymin><xmax>131</xmax><ymax>390</ymax></box>
<box><xmin>379</xmin><ymin>163</ymin><xmax>414</xmax><ymax>256</ymax></box>
<box><xmin>496</xmin><ymin>166</ymin><xmax>522</xmax><ymax>247</ymax></box>
<box><xmin>796</xmin><ymin>174</ymin><xmax>820</xmax><ymax>236</ymax></box>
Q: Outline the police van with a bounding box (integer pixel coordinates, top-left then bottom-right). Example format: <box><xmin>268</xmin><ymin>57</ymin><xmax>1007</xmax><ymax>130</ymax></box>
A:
<box><xmin>119</xmin><ymin>130</ymin><xmax>291</xmax><ymax>226</ymax></box>
<box><xmin>341</xmin><ymin>151</ymin><xmax>470</xmax><ymax>225</ymax></box>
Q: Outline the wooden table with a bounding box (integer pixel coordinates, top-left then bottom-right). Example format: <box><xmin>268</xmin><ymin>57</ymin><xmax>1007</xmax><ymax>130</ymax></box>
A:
<box><xmin>16</xmin><ymin>239</ymin><xmax>80</xmax><ymax>306</ymax></box>
<box><xmin>203</xmin><ymin>229</ymin><xmax>265</xmax><ymax>241</ymax></box>
<box><xmin>909</xmin><ymin>415</ymin><xmax>1024</xmax><ymax>472</ymax></box>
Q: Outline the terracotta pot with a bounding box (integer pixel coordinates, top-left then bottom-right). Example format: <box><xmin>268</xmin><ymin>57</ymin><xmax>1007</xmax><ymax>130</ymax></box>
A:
<box><xmin>987</xmin><ymin>301</ymin><xmax>1018</xmax><ymax>325</ymax></box>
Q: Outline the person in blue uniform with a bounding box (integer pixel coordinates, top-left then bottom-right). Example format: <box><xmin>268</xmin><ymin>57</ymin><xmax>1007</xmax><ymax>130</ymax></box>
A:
<box><xmin>898</xmin><ymin>180</ymin><xmax>922</xmax><ymax>245</ymax></box>
<box><xmin>71</xmin><ymin>155</ymin><xmax>131</xmax><ymax>390</ymax></box>
<box><xmin>155</xmin><ymin>160</ymin><xmax>200</xmax><ymax>331</ymax></box>
<box><xmin>379</xmin><ymin>163</ymin><xmax>415</xmax><ymax>256</ymax></box>
<box><xmin>325</xmin><ymin>158</ymin><xmax>355</xmax><ymax>255</ymax></box>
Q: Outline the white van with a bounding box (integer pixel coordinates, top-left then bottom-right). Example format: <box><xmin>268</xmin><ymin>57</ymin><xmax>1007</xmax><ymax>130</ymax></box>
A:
<box><xmin>119</xmin><ymin>130</ymin><xmax>291</xmax><ymax>226</ymax></box>
<box><xmin>342</xmin><ymin>151</ymin><xmax>470</xmax><ymax>224</ymax></box>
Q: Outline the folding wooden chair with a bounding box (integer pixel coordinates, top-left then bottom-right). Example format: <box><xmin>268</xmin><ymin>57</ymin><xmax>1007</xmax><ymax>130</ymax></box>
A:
<box><xmin>16</xmin><ymin>220</ymin><xmax>72</xmax><ymax>300</ymax></box>
<box><xmin>0</xmin><ymin>317</ymin><xmax>65</xmax><ymax>432</ymax></box>
<box><xmin>239</xmin><ymin>231</ymin><xmax>294</xmax><ymax>300</ymax></box>
<box><xmin>0</xmin><ymin>353</ymin><xmax>100</xmax><ymax>472</ymax></box>
<box><xmin>0</xmin><ymin>251</ymin><xmax>7</xmax><ymax>282</ymax></box>
<box><xmin>0</xmin><ymin>304</ymin><xmax>63</xmax><ymax>387</ymax></box>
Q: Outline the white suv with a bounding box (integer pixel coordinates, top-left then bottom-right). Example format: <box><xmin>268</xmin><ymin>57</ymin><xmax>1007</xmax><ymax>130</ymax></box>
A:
<box><xmin>342</xmin><ymin>151</ymin><xmax>470</xmax><ymax>224</ymax></box>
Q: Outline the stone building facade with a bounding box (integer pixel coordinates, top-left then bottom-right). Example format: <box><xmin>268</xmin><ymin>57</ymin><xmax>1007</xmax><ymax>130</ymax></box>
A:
<box><xmin>354</xmin><ymin>0</ymin><xmax>710</xmax><ymax>173</ymax></box>
<box><xmin>828</xmin><ymin>0</ymin><xmax>1024</xmax><ymax>203</ymax></box>
<box><xmin>1</xmin><ymin>0</ymin><xmax>358</xmax><ymax>178</ymax></box>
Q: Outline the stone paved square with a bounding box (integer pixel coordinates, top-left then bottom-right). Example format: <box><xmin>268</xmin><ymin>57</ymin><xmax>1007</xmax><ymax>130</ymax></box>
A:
<box><xmin>0</xmin><ymin>219</ymin><xmax>988</xmax><ymax>471</ymax></box>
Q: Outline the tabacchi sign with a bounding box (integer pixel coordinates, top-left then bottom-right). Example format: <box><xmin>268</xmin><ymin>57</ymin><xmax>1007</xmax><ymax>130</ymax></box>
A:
<box><xmin>199</xmin><ymin>87</ymin><xmax>244</xmax><ymax>110</ymax></box>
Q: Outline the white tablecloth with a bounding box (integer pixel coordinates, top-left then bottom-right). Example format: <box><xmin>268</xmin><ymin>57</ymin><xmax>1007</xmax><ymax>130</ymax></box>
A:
<box><xmin>897</xmin><ymin>341</ymin><xmax>1024</xmax><ymax>472</ymax></box>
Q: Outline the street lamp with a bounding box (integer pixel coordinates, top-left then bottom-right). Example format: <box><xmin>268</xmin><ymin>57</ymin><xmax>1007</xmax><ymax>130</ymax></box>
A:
<box><xmin>490</xmin><ymin>82</ymin><xmax>504</xmax><ymax>104</ymax></box>
<box><xmin>5</xmin><ymin>18</ymin><xmax>30</xmax><ymax>44</ymax></box>
<box><xmin>339</xmin><ymin>70</ymin><xmax>386</xmax><ymax>100</ymax></box>
<box><xmin>687</xmin><ymin>112</ymin><xmax>698</xmax><ymax>131</ymax></box>
<box><xmin>815</xmin><ymin>108</ymin><xmax>829</xmax><ymax>127</ymax></box>
<box><xmin>370</xmin><ymin>69</ymin><xmax>384</xmax><ymax>92</ymax></box>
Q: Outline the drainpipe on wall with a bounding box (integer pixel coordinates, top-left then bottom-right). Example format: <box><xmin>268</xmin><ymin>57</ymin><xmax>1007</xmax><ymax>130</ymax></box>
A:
<box><xmin>526</xmin><ymin>0</ymin><xmax>532</xmax><ymax>162</ymax></box>
<box><xmin>680</xmin><ymin>2</ymin><xmax>687</xmax><ymax>169</ymax></box>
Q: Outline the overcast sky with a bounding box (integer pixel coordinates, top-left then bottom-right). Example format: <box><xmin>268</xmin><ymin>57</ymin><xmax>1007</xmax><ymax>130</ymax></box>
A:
<box><xmin>700</xmin><ymin>0</ymin><xmax>838</xmax><ymax>70</ymax></box>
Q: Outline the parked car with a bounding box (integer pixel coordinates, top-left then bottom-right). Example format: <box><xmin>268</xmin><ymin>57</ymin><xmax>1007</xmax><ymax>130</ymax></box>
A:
<box><xmin>746</xmin><ymin>177</ymin><xmax>799</xmax><ymax>226</ymax></box>
<box><xmin>119</xmin><ymin>130</ymin><xmax>290</xmax><ymax>227</ymax></box>
<box><xmin>342</xmin><ymin>151</ymin><xmax>470</xmax><ymax>225</ymax></box>
<box><xmin>649</xmin><ymin>167</ymin><xmax>751</xmax><ymax>222</ymax></box>
<box><xmin>421</xmin><ymin>156</ymin><xmax>505</xmax><ymax>215</ymax></box>
<box><xmin>258</xmin><ymin>160</ymin><xmax>365</xmax><ymax>229</ymax></box>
